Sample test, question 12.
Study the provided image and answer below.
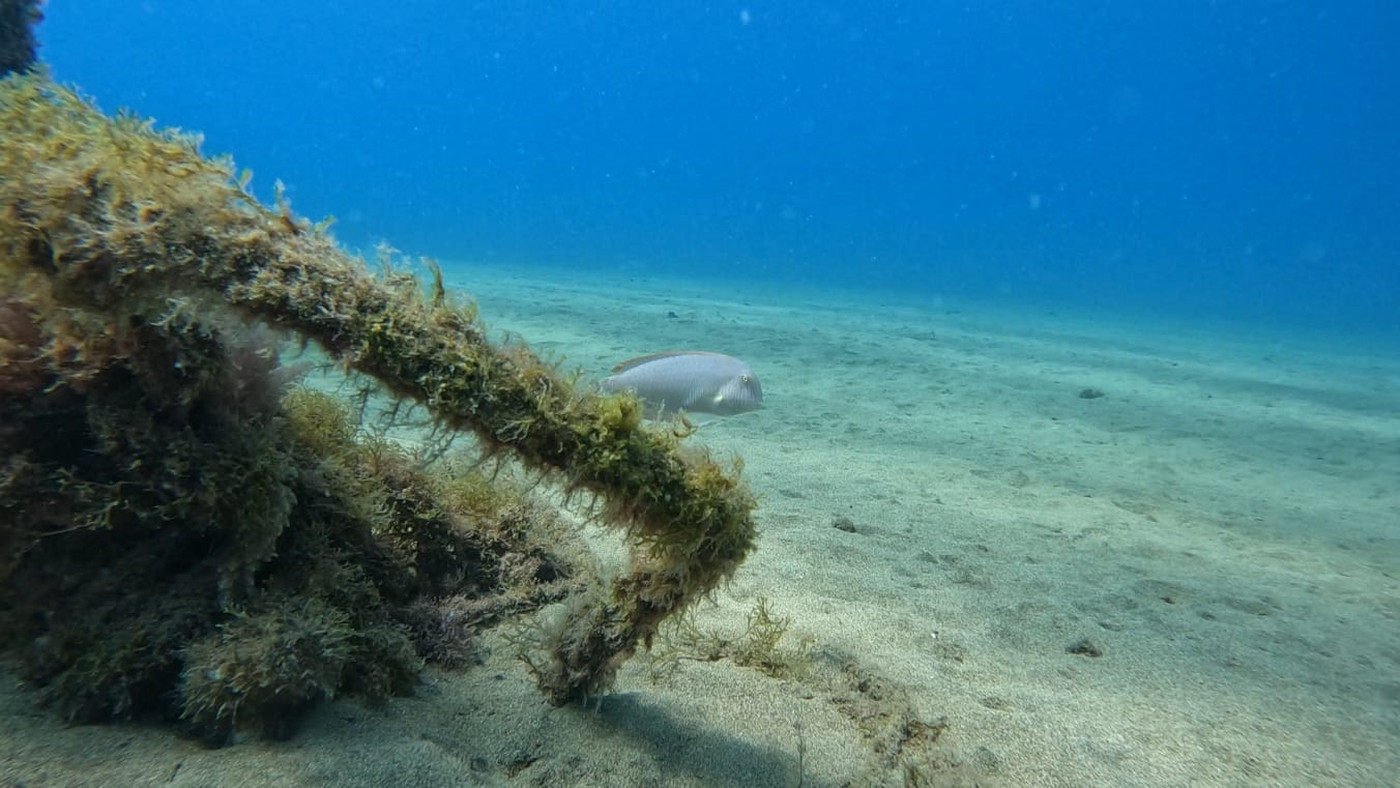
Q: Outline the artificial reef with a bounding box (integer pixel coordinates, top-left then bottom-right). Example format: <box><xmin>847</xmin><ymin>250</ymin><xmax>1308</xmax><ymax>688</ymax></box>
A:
<box><xmin>0</xmin><ymin>11</ymin><xmax>757</xmax><ymax>744</ymax></box>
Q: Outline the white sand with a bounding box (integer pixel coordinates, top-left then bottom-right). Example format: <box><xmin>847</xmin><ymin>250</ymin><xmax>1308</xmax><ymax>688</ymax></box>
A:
<box><xmin>4</xmin><ymin>262</ymin><xmax>1397</xmax><ymax>787</ymax></box>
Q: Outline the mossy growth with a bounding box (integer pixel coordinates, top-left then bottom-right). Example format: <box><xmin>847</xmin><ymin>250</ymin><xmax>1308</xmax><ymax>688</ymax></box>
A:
<box><xmin>0</xmin><ymin>67</ymin><xmax>757</xmax><ymax>729</ymax></box>
<box><xmin>0</xmin><ymin>258</ymin><xmax>586</xmax><ymax>743</ymax></box>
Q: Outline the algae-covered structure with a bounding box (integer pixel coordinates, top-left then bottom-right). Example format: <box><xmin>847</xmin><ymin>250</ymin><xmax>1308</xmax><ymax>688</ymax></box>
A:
<box><xmin>0</xmin><ymin>57</ymin><xmax>757</xmax><ymax>739</ymax></box>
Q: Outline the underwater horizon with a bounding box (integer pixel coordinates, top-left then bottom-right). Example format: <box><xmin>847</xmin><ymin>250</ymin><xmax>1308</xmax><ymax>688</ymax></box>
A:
<box><xmin>40</xmin><ymin>1</ymin><xmax>1400</xmax><ymax>340</ymax></box>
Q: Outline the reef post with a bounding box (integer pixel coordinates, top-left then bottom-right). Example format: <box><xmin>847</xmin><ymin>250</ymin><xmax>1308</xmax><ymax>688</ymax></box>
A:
<box><xmin>0</xmin><ymin>0</ymin><xmax>41</xmax><ymax>76</ymax></box>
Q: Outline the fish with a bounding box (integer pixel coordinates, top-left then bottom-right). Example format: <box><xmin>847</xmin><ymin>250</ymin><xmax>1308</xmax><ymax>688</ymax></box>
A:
<box><xmin>600</xmin><ymin>351</ymin><xmax>764</xmax><ymax>418</ymax></box>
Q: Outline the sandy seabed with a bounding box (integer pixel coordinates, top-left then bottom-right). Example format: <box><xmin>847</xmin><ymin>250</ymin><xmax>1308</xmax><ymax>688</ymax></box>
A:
<box><xmin>4</xmin><ymin>262</ymin><xmax>1398</xmax><ymax>787</ymax></box>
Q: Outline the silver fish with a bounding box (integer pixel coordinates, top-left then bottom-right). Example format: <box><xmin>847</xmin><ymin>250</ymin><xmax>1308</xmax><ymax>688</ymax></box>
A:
<box><xmin>601</xmin><ymin>351</ymin><xmax>764</xmax><ymax>417</ymax></box>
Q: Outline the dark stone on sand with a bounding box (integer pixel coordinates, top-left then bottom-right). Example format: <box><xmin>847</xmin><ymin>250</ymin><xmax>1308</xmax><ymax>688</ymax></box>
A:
<box><xmin>1066</xmin><ymin>637</ymin><xmax>1104</xmax><ymax>657</ymax></box>
<box><xmin>832</xmin><ymin>515</ymin><xmax>858</xmax><ymax>533</ymax></box>
<box><xmin>1078</xmin><ymin>388</ymin><xmax>1106</xmax><ymax>399</ymax></box>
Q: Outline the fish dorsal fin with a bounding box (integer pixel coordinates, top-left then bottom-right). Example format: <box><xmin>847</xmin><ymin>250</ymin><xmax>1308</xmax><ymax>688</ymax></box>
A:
<box><xmin>610</xmin><ymin>350</ymin><xmax>727</xmax><ymax>374</ymax></box>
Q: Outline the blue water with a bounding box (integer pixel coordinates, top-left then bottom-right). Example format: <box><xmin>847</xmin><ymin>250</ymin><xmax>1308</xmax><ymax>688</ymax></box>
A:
<box><xmin>40</xmin><ymin>2</ymin><xmax>1400</xmax><ymax>338</ymax></box>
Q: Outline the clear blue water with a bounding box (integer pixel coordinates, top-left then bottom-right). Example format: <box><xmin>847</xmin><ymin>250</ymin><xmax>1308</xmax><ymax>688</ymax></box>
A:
<box><xmin>40</xmin><ymin>1</ymin><xmax>1400</xmax><ymax>338</ymax></box>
